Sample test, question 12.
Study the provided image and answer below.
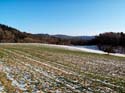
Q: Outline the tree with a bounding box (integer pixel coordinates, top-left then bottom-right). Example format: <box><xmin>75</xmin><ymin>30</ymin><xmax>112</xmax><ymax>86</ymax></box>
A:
<box><xmin>103</xmin><ymin>46</ymin><xmax>115</xmax><ymax>54</ymax></box>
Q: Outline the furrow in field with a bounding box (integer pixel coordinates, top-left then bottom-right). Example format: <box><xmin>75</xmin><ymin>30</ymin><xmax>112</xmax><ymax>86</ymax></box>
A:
<box><xmin>1</xmin><ymin>48</ymin><xmax>107</xmax><ymax>92</ymax></box>
<box><xmin>3</xmin><ymin>49</ymin><xmax>74</xmax><ymax>75</ymax></box>
<box><xmin>0</xmin><ymin>45</ymin><xmax>124</xmax><ymax>93</ymax></box>
<box><xmin>2</xmin><ymin>56</ymin><xmax>66</xmax><ymax>92</ymax></box>
<box><xmin>7</xmin><ymin>47</ymin><xmax>125</xmax><ymax>82</ymax></box>
<box><xmin>8</xmin><ymin>46</ymin><xmax>125</xmax><ymax>78</ymax></box>
<box><xmin>2</xmin><ymin>49</ymin><xmax>90</xmax><ymax>92</ymax></box>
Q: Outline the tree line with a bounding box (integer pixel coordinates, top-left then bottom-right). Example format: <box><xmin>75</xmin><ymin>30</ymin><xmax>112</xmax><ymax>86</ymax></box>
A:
<box><xmin>91</xmin><ymin>32</ymin><xmax>125</xmax><ymax>53</ymax></box>
<box><xmin>94</xmin><ymin>32</ymin><xmax>125</xmax><ymax>46</ymax></box>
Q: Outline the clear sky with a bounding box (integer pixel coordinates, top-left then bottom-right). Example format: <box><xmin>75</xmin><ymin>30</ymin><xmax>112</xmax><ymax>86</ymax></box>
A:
<box><xmin>0</xmin><ymin>0</ymin><xmax>125</xmax><ymax>36</ymax></box>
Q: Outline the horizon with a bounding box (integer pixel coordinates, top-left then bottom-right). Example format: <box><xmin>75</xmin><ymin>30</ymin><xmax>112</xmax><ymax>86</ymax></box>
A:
<box><xmin>0</xmin><ymin>0</ymin><xmax>125</xmax><ymax>36</ymax></box>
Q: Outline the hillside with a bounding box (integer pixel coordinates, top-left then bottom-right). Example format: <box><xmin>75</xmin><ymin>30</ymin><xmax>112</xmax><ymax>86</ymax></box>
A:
<box><xmin>0</xmin><ymin>24</ymin><xmax>60</xmax><ymax>43</ymax></box>
<box><xmin>0</xmin><ymin>24</ymin><xmax>92</xmax><ymax>45</ymax></box>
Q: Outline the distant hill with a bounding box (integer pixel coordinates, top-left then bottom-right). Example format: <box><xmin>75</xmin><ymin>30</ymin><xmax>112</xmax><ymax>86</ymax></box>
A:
<box><xmin>0</xmin><ymin>24</ymin><xmax>95</xmax><ymax>45</ymax></box>
<box><xmin>53</xmin><ymin>34</ymin><xmax>95</xmax><ymax>40</ymax></box>
<box><xmin>0</xmin><ymin>24</ymin><xmax>60</xmax><ymax>43</ymax></box>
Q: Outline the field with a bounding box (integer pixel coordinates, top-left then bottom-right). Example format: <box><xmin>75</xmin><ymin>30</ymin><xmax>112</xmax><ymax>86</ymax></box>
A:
<box><xmin>0</xmin><ymin>43</ymin><xmax>125</xmax><ymax>93</ymax></box>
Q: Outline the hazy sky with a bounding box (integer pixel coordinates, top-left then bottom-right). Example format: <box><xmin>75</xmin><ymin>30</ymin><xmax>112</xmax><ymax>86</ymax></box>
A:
<box><xmin>0</xmin><ymin>0</ymin><xmax>125</xmax><ymax>36</ymax></box>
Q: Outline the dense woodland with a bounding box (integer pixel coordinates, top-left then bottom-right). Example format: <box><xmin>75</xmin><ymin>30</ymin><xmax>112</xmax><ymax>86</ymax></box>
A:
<box><xmin>93</xmin><ymin>32</ymin><xmax>125</xmax><ymax>53</ymax></box>
<box><xmin>94</xmin><ymin>32</ymin><xmax>125</xmax><ymax>46</ymax></box>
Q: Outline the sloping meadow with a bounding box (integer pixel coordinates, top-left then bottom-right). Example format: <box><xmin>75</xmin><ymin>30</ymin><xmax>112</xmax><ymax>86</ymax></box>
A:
<box><xmin>0</xmin><ymin>44</ymin><xmax>124</xmax><ymax>93</ymax></box>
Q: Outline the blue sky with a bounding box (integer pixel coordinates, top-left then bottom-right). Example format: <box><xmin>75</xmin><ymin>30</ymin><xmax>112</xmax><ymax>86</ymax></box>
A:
<box><xmin>0</xmin><ymin>0</ymin><xmax>125</xmax><ymax>36</ymax></box>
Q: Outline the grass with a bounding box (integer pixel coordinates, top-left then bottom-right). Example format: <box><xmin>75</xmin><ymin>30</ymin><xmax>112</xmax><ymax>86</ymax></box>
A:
<box><xmin>0</xmin><ymin>43</ymin><xmax>124</xmax><ymax>93</ymax></box>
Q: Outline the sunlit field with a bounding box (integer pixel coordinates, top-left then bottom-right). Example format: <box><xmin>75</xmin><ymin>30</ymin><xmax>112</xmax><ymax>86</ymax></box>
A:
<box><xmin>0</xmin><ymin>43</ymin><xmax>125</xmax><ymax>93</ymax></box>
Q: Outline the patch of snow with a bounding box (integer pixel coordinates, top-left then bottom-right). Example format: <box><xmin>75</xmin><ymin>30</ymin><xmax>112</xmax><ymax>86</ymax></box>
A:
<box><xmin>42</xmin><ymin>44</ymin><xmax>125</xmax><ymax>57</ymax></box>
<box><xmin>74</xmin><ymin>45</ymin><xmax>99</xmax><ymax>50</ymax></box>
<box><xmin>0</xmin><ymin>82</ymin><xmax>4</xmax><ymax>92</ymax></box>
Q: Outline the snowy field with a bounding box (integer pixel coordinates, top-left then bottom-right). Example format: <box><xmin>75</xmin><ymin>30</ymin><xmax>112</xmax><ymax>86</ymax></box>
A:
<box><xmin>0</xmin><ymin>43</ymin><xmax>124</xmax><ymax>93</ymax></box>
<box><xmin>74</xmin><ymin>45</ymin><xmax>99</xmax><ymax>50</ymax></box>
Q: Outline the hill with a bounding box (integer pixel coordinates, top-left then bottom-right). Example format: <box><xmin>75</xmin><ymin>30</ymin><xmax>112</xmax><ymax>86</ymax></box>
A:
<box><xmin>53</xmin><ymin>34</ymin><xmax>95</xmax><ymax>40</ymax></box>
<box><xmin>0</xmin><ymin>24</ymin><xmax>68</xmax><ymax>44</ymax></box>
<box><xmin>0</xmin><ymin>24</ymin><xmax>94</xmax><ymax>45</ymax></box>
